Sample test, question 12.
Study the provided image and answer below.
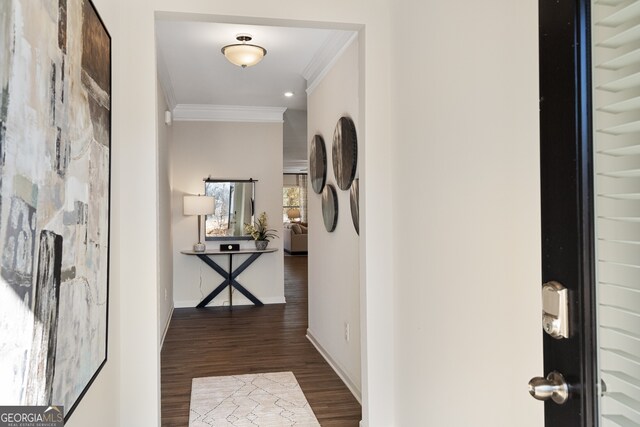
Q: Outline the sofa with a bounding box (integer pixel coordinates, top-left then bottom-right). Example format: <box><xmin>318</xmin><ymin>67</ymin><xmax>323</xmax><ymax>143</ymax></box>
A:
<box><xmin>283</xmin><ymin>222</ymin><xmax>308</xmax><ymax>254</ymax></box>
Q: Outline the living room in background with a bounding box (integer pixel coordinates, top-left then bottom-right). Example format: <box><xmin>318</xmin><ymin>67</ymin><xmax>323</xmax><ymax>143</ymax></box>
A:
<box><xmin>283</xmin><ymin>173</ymin><xmax>308</xmax><ymax>223</ymax></box>
<box><xmin>283</xmin><ymin>173</ymin><xmax>308</xmax><ymax>254</ymax></box>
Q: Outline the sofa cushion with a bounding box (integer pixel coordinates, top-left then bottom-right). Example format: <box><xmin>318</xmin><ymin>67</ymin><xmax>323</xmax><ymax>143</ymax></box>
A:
<box><xmin>291</xmin><ymin>223</ymin><xmax>302</xmax><ymax>234</ymax></box>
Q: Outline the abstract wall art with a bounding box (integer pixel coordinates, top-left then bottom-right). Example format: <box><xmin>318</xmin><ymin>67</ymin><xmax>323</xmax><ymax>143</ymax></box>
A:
<box><xmin>0</xmin><ymin>0</ymin><xmax>110</xmax><ymax>421</ymax></box>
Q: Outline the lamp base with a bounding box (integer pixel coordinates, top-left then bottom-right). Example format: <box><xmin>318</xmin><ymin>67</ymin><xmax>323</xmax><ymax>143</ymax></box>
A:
<box><xmin>193</xmin><ymin>242</ymin><xmax>206</xmax><ymax>252</ymax></box>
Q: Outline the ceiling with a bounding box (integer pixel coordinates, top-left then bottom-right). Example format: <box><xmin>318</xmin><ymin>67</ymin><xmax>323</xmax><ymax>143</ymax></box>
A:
<box><xmin>155</xmin><ymin>20</ymin><xmax>355</xmax><ymax>112</ymax></box>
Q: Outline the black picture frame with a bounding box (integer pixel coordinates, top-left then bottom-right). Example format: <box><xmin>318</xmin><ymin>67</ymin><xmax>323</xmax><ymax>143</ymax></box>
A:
<box><xmin>0</xmin><ymin>0</ymin><xmax>111</xmax><ymax>422</ymax></box>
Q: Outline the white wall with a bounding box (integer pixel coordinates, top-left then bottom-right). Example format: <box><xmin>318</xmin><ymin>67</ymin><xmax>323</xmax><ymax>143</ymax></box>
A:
<box><xmin>391</xmin><ymin>1</ymin><xmax>543</xmax><ymax>426</ymax></box>
<box><xmin>283</xmin><ymin>109</ymin><xmax>307</xmax><ymax>170</ymax></box>
<box><xmin>170</xmin><ymin>121</ymin><xmax>284</xmax><ymax>307</ymax></box>
<box><xmin>157</xmin><ymin>79</ymin><xmax>174</xmax><ymax>344</ymax></box>
<box><xmin>116</xmin><ymin>2</ymin><xmax>161</xmax><ymax>426</ymax></box>
<box><xmin>307</xmin><ymin>39</ymin><xmax>361</xmax><ymax>398</ymax></box>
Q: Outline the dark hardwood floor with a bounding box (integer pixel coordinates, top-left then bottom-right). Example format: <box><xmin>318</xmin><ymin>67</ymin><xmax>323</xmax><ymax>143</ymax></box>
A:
<box><xmin>161</xmin><ymin>255</ymin><xmax>362</xmax><ymax>426</ymax></box>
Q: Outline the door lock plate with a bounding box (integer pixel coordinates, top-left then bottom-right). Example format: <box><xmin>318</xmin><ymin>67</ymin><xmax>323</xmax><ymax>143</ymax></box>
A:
<box><xmin>542</xmin><ymin>281</ymin><xmax>569</xmax><ymax>339</ymax></box>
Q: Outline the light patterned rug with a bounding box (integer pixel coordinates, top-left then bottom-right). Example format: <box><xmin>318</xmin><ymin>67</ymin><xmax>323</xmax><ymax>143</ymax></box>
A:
<box><xmin>189</xmin><ymin>372</ymin><xmax>320</xmax><ymax>426</ymax></box>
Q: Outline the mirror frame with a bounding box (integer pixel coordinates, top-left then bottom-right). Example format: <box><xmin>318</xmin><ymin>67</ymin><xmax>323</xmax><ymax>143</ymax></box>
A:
<box><xmin>203</xmin><ymin>178</ymin><xmax>256</xmax><ymax>241</ymax></box>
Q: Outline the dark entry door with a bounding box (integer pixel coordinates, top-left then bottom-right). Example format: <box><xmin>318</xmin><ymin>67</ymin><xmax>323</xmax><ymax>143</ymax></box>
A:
<box><xmin>536</xmin><ymin>0</ymin><xmax>597</xmax><ymax>426</ymax></box>
<box><xmin>537</xmin><ymin>0</ymin><xmax>640</xmax><ymax>426</ymax></box>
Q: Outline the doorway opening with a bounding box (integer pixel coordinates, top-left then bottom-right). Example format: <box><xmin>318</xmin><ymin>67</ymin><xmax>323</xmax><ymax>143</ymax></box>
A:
<box><xmin>155</xmin><ymin>14</ymin><xmax>363</xmax><ymax>425</ymax></box>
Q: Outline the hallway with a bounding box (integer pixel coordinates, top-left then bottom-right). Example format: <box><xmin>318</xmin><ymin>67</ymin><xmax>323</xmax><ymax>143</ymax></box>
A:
<box><xmin>160</xmin><ymin>256</ymin><xmax>362</xmax><ymax>426</ymax></box>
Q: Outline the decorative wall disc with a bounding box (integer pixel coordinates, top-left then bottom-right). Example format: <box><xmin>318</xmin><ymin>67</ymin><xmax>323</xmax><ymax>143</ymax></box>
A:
<box><xmin>332</xmin><ymin>116</ymin><xmax>358</xmax><ymax>190</ymax></box>
<box><xmin>350</xmin><ymin>178</ymin><xmax>359</xmax><ymax>235</ymax></box>
<box><xmin>309</xmin><ymin>135</ymin><xmax>327</xmax><ymax>194</ymax></box>
<box><xmin>322</xmin><ymin>184</ymin><xmax>338</xmax><ymax>232</ymax></box>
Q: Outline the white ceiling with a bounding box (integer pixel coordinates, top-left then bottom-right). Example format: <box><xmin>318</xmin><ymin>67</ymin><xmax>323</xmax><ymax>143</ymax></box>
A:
<box><xmin>155</xmin><ymin>20</ymin><xmax>355</xmax><ymax>111</ymax></box>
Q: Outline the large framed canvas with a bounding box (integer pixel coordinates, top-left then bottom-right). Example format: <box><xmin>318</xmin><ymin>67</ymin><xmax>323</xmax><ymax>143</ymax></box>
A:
<box><xmin>0</xmin><ymin>0</ymin><xmax>111</xmax><ymax>421</ymax></box>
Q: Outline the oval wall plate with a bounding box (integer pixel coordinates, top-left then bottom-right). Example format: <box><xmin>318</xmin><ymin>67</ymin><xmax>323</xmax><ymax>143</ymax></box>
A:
<box><xmin>309</xmin><ymin>135</ymin><xmax>327</xmax><ymax>194</ymax></box>
<box><xmin>350</xmin><ymin>178</ymin><xmax>359</xmax><ymax>235</ymax></box>
<box><xmin>332</xmin><ymin>116</ymin><xmax>358</xmax><ymax>190</ymax></box>
<box><xmin>322</xmin><ymin>184</ymin><xmax>338</xmax><ymax>232</ymax></box>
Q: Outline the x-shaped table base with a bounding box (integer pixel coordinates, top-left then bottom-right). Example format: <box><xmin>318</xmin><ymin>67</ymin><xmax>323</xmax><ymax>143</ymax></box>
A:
<box><xmin>195</xmin><ymin>253</ymin><xmax>265</xmax><ymax>309</ymax></box>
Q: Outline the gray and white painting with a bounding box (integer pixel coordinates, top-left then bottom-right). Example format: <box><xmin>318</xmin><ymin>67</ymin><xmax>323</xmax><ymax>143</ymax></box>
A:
<box><xmin>0</xmin><ymin>0</ymin><xmax>110</xmax><ymax>419</ymax></box>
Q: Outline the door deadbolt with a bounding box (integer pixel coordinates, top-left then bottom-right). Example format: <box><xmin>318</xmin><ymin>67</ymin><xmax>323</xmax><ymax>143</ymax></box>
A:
<box><xmin>528</xmin><ymin>371</ymin><xmax>569</xmax><ymax>404</ymax></box>
<box><xmin>542</xmin><ymin>281</ymin><xmax>569</xmax><ymax>339</ymax></box>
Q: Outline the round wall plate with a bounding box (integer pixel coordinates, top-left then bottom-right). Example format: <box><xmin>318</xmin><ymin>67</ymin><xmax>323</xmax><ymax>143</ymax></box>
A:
<box><xmin>309</xmin><ymin>135</ymin><xmax>327</xmax><ymax>194</ymax></box>
<box><xmin>322</xmin><ymin>184</ymin><xmax>338</xmax><ymax>232</ymax></box>
<box><xmin>332</xmin><ymin>116</ymin><xmax>358</xmax><ymax>190</ymax></box>
<box><xmin>350</xmin><ymin>178</ymin><xmax>359</xmax><ymax>235</ymax></box>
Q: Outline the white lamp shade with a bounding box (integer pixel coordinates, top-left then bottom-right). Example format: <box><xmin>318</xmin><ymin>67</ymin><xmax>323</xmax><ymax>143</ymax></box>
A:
<box><xmin>184</xmin><ymin>195</ymin><xmax>215</xmax><ymax>216</ymax></box>
<box><xmin>222</xmin><ymin>44</ymin><xmax>266</xmax><ymax>68</ymax></box>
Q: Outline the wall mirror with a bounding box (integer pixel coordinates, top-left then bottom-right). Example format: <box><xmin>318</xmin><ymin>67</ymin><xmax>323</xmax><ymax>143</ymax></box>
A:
<box><xmin>204</xmin><ymin>179</ymin><xmax>255</xmax><ymax>240</ymax></box>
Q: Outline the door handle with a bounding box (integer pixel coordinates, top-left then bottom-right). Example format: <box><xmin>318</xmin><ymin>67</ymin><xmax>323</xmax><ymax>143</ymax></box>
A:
<box><xmin>528</xmin><ymin>371</ymin><xmax>569</xmax><ymax>404</ymax></box>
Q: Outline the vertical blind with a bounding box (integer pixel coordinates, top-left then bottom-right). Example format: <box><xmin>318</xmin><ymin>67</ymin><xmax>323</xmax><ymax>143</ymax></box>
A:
<box><xmin>594</xmin><ymin>1</ymin><xmax>640</xmax><ymax>425</ymax></box>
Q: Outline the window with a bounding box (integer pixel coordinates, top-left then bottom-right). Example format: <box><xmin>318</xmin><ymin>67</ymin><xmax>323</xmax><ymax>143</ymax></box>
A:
<box><xmin>283</xmin><ymin>174</ymin><xmax>307</xmax><ymax>223</ymax></box>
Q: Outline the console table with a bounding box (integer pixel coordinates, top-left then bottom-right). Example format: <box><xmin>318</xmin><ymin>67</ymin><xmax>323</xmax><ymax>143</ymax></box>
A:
<box><xmin>181</xmin><ymin>248</ymin><xmax>278</xmax><ymax>309</ymax></box>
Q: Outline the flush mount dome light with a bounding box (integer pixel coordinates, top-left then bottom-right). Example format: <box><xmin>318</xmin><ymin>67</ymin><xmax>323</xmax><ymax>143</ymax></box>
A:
<box><xmin>221</xmin><ymin>34</ymin><xmax>267</xmax><ymax>68</ymax></box>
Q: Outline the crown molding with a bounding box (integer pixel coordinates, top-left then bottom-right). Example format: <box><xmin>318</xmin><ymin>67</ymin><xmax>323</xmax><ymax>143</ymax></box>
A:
<box><xmin>283</xmin><ymin>160</ymin><xmax>309</xmax><ymax>174</ymax></box>
<box><xmin>303</xmin><ymin>31</ymin><xmax>358</xmax><ymax>96</ymax></box>
<box><xmin>172</xmin><ymin>104</ymin><xmax>287</xmax><ymax>123</ymax></box>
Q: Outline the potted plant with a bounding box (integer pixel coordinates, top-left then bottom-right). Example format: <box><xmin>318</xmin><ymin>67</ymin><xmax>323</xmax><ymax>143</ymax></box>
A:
<box><xmin>245</xmin><ymin>212</ymin><xmax>278</xmax><ymax>250</ymax></box>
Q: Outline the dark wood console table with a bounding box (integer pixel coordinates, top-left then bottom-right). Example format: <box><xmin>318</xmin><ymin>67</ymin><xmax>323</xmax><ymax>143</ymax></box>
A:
<box><xmin>181</xmin><ymin>248</ymin><xmax>278</xmax><ymax>309</ymax></box>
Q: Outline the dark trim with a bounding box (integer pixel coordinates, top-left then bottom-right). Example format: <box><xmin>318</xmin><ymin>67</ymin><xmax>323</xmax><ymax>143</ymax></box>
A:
<box><xmin>203</xmin><ymin>177</ymin><xmax>258</xmax><ymax>183</ymax></box>
<box><xmin>284</xmin><ymin>249</ymin><xmax>308</xmax><ymax>256</ymax></box>
<box><xmin>538</xmin><ymin>0</ymin><xmax>597</xmax><ymax>425</ymax></box>
<box><xmin>577</xmin><ymin>0</ymin><xmax>599</xmax><ymax>422</ymax></box>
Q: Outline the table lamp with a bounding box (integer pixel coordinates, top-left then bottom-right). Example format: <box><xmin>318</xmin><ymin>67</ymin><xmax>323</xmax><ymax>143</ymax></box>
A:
<box><xmin>287</xmin><ymin>208</ymin><xmax>301</xmax><ymax>222</ymax></box>
<box><xmin>184</xmin><ymin>195</ymin><xmax>215</xmax><ymax>252</ymax></box>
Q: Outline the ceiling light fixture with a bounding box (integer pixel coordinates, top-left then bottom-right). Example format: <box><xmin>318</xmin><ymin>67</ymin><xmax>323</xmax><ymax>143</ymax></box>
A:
<box><xmin>284</xmin><ymin>91</ymin><xmax>294</xmax><ymax>97</ymax></box>
<box><xmin>221</xmin><ymin>34</ymin><xmax>267</xmax><ymax>68</ymax></box>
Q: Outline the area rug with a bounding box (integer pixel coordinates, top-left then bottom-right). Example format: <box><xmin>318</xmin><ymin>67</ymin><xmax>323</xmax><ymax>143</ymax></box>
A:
<box><xmin>189</xmin><ymin>372</ymin><xmax>320</xmax><ymax>426</ymax></box>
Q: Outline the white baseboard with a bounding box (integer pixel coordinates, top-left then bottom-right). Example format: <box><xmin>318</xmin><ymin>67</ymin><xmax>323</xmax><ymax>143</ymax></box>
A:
<box><xmin>160</xmin><ymin>306</ymin><xmax>174</xmax><ymax>350</ymax></box>
<box><xmin>360</xmin><ymin>421</ymin><xmax>367</xmax><ymax>427</ymax></box>
<box><xmin>306</xmin><ymin>329</ymin><xmax>362</xmax><ymax>404</ymax></box>
<box><xmin>174</xmin><ymin>296</ymin><xmax>286</xmax><ymax>308</ymax></box>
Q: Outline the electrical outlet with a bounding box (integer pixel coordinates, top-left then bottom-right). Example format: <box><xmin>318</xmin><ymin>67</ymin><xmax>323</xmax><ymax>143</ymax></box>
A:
<box><xmin>164</xmin><ymin>288</ymin><xmax>168</xmax><ymax>301</ymax></box>
<box><xmin>344</xmin><ymin>322</ymin><xmax>350</xmax><ymax>342</ymax></box>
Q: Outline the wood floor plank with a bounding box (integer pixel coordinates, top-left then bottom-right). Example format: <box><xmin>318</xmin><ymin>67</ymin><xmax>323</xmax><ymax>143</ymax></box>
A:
<box><xmin>160</xmin><ymin>255</ymin><xmax>362</xmax><ymax>426</ymax></box>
